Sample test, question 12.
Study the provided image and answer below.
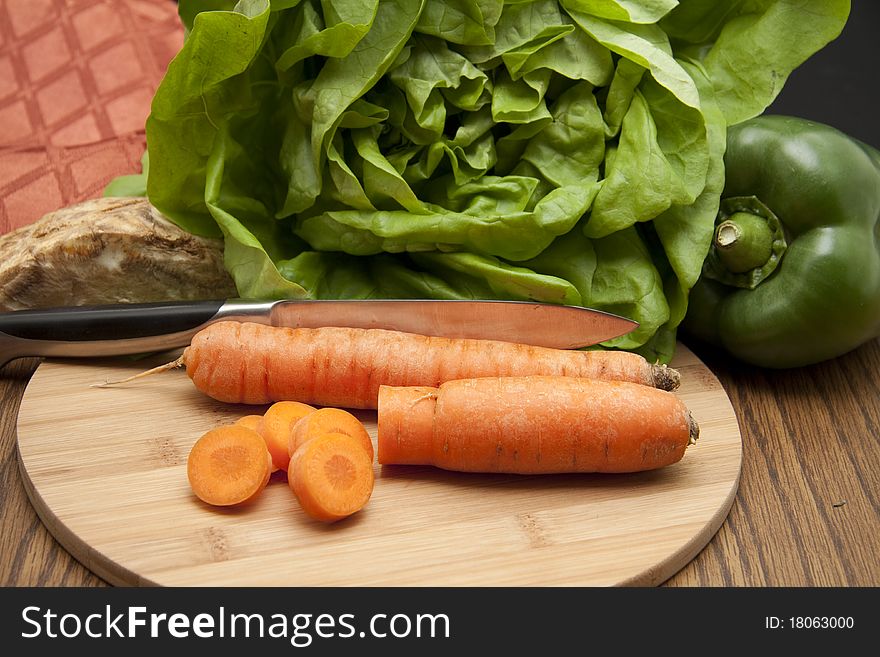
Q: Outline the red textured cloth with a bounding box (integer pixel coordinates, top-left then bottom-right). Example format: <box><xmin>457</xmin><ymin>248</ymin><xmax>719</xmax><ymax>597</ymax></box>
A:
<box><xmin>0</xmin><ymin>0</ymin><xmax>184</xmax><ymax>234</ymax></box>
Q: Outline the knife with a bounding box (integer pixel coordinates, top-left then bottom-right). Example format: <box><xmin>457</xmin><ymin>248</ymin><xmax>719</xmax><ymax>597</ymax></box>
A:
<box><xmin>0</xmin><ymin>298</ymin><xmax>638</xmax><ymax>367</ymax></box>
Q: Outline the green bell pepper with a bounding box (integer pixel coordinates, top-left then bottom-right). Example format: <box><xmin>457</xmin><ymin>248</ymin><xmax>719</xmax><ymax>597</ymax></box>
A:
<box><xmin>683</xmin><ymin>115</ymin><xmax>880</xmax><ymax>368</ymax></box>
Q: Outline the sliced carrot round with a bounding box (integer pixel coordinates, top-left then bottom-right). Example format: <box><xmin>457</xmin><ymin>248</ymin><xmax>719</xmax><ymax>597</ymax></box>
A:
<box><xmin>236</xmin><ymin>414</ymin><xmax>278</xmax><ymax>472</ymax></box>
<box><xmin>288</xmin><ymin>433</ymin><xmax>375</xmax><ymax>522</ymax></box>
<box><xmin>235</xmin><ymin>414</ymin><xmax>264</xmax><ymax>431</ymax></box>
<box><xmin>258</xmin><ymin>401</ymin><xmax>317</xmax><ymax>472</ymax></box>
<box><xmin>187</xmin><ymin>425</ymin><xmax>272</xmax><ymax>506</ymax></box>
<box><xmin>288</xmin><ymin>407</ymin><xmax>374</xmax><ymax>460</ymax></box>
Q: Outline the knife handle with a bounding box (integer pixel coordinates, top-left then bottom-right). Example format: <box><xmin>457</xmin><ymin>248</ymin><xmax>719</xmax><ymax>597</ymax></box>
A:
<box><xmin>0</xmin><ymin>299</ymin><xmax>275</xmax><ymax>366</ymax></box>
<box><xmin>0</xmin><ymin>300</ymin><xmax>225</xmax><ymax>342</ymax></box>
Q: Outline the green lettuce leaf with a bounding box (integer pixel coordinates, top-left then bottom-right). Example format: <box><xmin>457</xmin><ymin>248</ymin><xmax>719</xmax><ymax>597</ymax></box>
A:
<box><xmin>294</xmin><ymin>181</ymin><xmax>597</xmax><ymax>260</ymax></box>
<box><xmin>637</xmin><ymin>59</ymin><xmax>728</xmax><ymax>361</ymax></box>
<box><xmin>561</xmin><ymin>0</ymin><xmax>679</xmax><ymax>25</ymax></box>
<box><xmin>701</xmin><ymin>0</ymin><xmax>851</xmax><ymax>124</ymax></box>
<box><xmin>104</xmin><ymin>151</ymin><xmax>149</xmax><ymax>197</ymax></box>
<box><xmin>661</xmin><ymin>0</ymin><xmax>851</xmax><ymax>124</ymax></box>
<box><xmin>586</xmin><ymin>75</ymin><xmax>709</xmax><ymax>238</ymax></box>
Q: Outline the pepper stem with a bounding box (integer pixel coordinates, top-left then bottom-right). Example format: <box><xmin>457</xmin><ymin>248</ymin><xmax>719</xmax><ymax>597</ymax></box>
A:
<box><xmin>700</xmin><ymin>196</ymin><xmax>788</xmax><ymax>290</ymax></box>
<box><xmin>714</xmin><ymin>212</ymin><xmax>775</xmax><ymax>274</ymax></box>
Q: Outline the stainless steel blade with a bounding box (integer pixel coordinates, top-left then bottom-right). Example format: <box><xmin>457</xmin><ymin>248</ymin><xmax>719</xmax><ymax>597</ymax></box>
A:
<box><xmin>267</xmin><ymin>299</ymin><xmax>637</xmax><ymax>349</ymax></box>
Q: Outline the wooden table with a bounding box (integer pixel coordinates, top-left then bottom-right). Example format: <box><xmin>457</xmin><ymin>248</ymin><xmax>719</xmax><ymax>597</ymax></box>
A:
<box><xmin>2</xmin><ymin>338</ymin><xmax>878</xmax><ymax>587</ymax></box>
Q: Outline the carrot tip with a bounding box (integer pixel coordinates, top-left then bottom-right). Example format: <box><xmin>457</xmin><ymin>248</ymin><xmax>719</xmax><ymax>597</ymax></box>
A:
<box><xmin>652</xmin><ymin>364</ymin><xmax>681</xmax><ymax>391</ymax></box>
<box><xmin>90</xmin><ymin>355</ymin><xmax>185</xmax><ymax>388</ymax></box>
<box><xmin>687</xmin><ymin>411</ymin><xmax>700</xmax><ymax>446</ymax></box>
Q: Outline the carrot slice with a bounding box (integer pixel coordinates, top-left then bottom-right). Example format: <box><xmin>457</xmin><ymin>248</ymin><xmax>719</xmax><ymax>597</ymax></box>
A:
<box><xmin>235</xmin><ymin>414</ymin><xmax>279</xmax><ymax>472</ymax></box>
<box><xmin>288</xmin><ymin>433</ymin><xmax>375</xmax><ymax>522</ymax></box>
<box><xmin>187</xmin><ymin>425</ymin><xmax>272</xmax><ymax>506</ymax></box>
<box><xmin>288</xmin><ymin>407</ymin><xmax>374</xmax><ymax>460</ymax></box>
<box><xmin>258</xmin><ymin>401</ymin><xmax>317</xmax><ymax>472</ymax></box>
<box><xmin>235</xmin><ymin>414</ymin><xmax>263</xmax><ymax>431</ymax></box>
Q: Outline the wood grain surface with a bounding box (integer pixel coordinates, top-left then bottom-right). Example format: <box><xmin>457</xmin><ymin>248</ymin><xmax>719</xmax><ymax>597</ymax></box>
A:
<box><xmin>3</xmin><ymin>337</ymin><xmax>879</xmax><ymax>587</ymax></box>
<box><xmin>11</xmin><ymin>344</ymin><xmax>738</xmax><ymax>587</ymax></box>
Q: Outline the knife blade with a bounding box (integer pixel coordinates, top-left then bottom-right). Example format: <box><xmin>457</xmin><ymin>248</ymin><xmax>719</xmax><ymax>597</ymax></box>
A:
<box><xmin>0</xmin><ymin>298</ymin><xmax>638</xmax><ymax>366</ymax></box>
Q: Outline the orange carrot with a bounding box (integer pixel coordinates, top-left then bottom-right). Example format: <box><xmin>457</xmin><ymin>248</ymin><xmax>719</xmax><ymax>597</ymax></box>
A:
<box><xmin>257</xmin><ymin>401</ymin><xmax>317</xmax><ymax>471</ymax></box>
<box><xmin>377</xmin><ymin>376</ymin><xmax>699</xmax><ymax>474</ymax></box>
<box><xmin>166</xmin><ymin>322</ymin><xmax>680</xmax><ymax>408</ymax></box>
<box><xmin>187</xmin><ymin>425</ymin><xmax>272</xmax><ymax>506</ymax></box>
<box><xmin>235</xmin><ymin>415</ymin><xmax>264</xmax><ymax>431</ymax></box>
<box><xmin>288</xmin><ymin>432</ymin><xmax>375</xmax><ymax>522</ymax></box>
<box><xmin>289</xmin><ymin>407</ymin><xmax>374</xmax><ymax>460</ymax></box>
<box><xmin>233</xmin><ymin>414</ymin><xmax>281</xmax><ymax>473</ymax></box>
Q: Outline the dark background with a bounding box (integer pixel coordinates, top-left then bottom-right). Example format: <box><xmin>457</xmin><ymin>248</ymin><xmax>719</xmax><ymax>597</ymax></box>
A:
<box><xmin>767</xmin><ymin>0</ymin><xmax>879</xmax><ymax>149</ymax></box>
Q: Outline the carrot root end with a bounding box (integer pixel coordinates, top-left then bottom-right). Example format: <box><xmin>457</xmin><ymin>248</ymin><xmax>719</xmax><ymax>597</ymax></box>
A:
<box><xmin>687</xmin><ymin>411</ymin><xmax>700</xmax><ymax>446</ymax></box>
<box><xmin>91</xmin><ymin>354</ymin><xmax>185</xmax><ymax>389</ymax></box>
<box><xmin>651</xmin><ymin>364</ymin><xmax>681</xmax><ymax>391</ymax></box>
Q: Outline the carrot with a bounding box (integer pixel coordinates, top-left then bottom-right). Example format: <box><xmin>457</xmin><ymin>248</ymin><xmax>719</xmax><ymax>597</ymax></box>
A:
<box><xmin>235</xmin><ymin>415</ymin><xmax>264</xmax><ymax>431</ymax></box>
<box><xmin>187</xmin><ymin>425</ymin><xmax>272</xmax><ymax>506</ymax></box>
<box><xmin>257</xmin><ymin>401</ymin><xmax>317</xmax><ymax>471</ymax></box>
<box><xmin>133</xmin><ymin>321</ymin><xmax>678</xmax><ymax>408</ymax></box>
<box><xmin>288</xmin><ymin>432</ymin><xmax>375</xmax><ymax>522</ymax></box>
<box><xmin>377</xmin><ymin>376</ymin><xmax>699</xmax><ymax>474</ymax></box>
<box><xmin>289</xmin><ymin>407</ymin><xmax>374</xmax><ymax>461</ymax></box>
<box><xmin>235</xmin><ymin>414</ymin><xmax>282</xmax><ymax>472</ymax></box>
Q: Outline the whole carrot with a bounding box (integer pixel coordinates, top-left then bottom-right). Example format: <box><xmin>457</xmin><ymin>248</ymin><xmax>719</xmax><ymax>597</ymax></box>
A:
<box><xmin>377</xmin><ymin>376</ymin><xmax>698</xmax><ymax>474</ymax></box>
<box><xmin>175</xmin><ymin>322</ymin><xmax>679</xmax><ymax>408</ymax></box>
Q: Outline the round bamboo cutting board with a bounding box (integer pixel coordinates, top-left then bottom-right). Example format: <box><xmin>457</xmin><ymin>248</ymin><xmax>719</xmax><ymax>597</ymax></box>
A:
<box><xmin>15</xmin><ymin>343</ymin><xmax>741</xmax><ymax>586</ymax></box>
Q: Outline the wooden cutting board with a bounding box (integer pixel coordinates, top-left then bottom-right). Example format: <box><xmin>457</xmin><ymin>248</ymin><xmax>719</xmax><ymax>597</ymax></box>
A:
<box><xmin>15</xmin><ymin>343</ymin><xmax>741</xmax><ymax>586</ymax></box>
